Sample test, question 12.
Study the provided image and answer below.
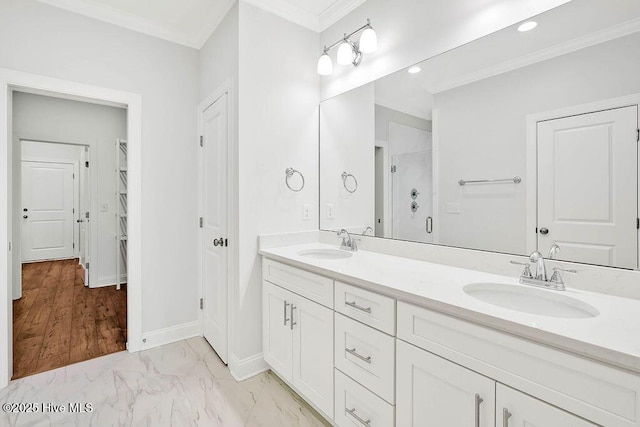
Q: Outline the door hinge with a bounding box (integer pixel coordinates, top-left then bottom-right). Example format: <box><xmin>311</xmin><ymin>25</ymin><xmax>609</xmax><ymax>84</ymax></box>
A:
<box><xmin>73</xmin><ymin>208</ymin><xmax>75</xmax><ymax>214</ymax></box>
<box><xmin>637</xmin><ymin>218</ymin><xmax>639</xmax><ymax>229</ymax></box>
<box><xmin>85</xmin><ymin>212</ymin><xmax>90</xmax><ymax>219</ymax></box>
<box><xmin>86</xmin><ymin>262</ymin><xmax>90</xmax><ymax>269</ymax></box>
<box><xmin>391</xmin><ymin>165</ymin><xmax>396</xmax><ymax>173</ymax></box>
<box><xmin>200</xmin><ymin>298</ymin><xmax>203</xmax><ymax>309</ymax></box>
<box><xmin>225</xmin><ymin>238</ymin><xmax>228</xmax><ymax>247</ymax></box>
<box><xmin>8</xmin><ymin>242</ymin><xmax>11</xmax><ymax>251</ymax></box>
<box><xmin>73</xmin><ymin>243</ymin><xmax>75</xmax><ymax>249</ymax></box>
<box><xmin>200</xmin><ymin>136</ymin><xmax>204</xmax><ymax>147</ymax></box>
<box><xmin>199</xmin><ymin>217</ymin><xmax>203</xmax><ymax>228</ymax></box>
<box><xmin>73</xmin><ymin>173</ymin><xmax>75</xmax><ymax>179</ymax></box>
<box><xmin>85</xmin><ymin>161</ymin><xmax>89</xmax><ymax>168</ymax></box>
<box><xmin>636</xmin><ymin>128</ymin><xmax>639</xmax><ymax>142</ymax></box>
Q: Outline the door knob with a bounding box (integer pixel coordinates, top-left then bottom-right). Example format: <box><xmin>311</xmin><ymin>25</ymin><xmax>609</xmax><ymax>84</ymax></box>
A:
<box><xmin>77</xmin><ymin>219</ymin><xmax>84</xmax><ymax>223</ymax></box>
<box><xmin>23</xmin><ymin>215</ymin><xmax>28</xmax><ymax>219</ymax></box>
<box><xmin>539</xmin><ymin>227</ymin><xmax>549</xmax><ymax>235</ymax></box>
<box><xmin>213</xmin><ymin>238</ymin><xmax>224</xmax><ymax>247</ymax></box>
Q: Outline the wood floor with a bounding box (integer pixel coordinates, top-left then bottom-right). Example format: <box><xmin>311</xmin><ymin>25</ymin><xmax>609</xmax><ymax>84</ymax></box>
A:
<box><xmin>12</xmin><ymin>259</ymin><xmax>127</xmax><ymax>380</ymax></box>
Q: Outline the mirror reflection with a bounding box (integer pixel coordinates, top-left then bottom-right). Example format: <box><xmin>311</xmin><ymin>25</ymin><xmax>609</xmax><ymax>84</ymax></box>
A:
<box><xmin>319</xmin><ymin>0</ymin><xmax>640</xmax><ymax>269</ymax></box>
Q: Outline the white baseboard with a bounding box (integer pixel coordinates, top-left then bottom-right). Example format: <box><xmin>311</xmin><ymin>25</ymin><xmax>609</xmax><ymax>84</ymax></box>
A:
<box><xmin>139</xmin><ymin>320</ymin><xmax>201</xmax><ymax>351</ymax></box>
<box><xmin>229</xmin><ymin>352</ymin><xmax>269</xmax><ymax>381</ymax></box>
<box><xmin>92</xmin><ymin>274</ymin><xmax>128</xmax><ymax>288</ymax></box>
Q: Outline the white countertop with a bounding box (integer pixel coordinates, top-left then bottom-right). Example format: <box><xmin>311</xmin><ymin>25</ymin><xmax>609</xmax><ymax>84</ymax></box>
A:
<box><xmin>259</xmin><ymin>242</ymin><xmax>640</xmax><ymax>374</ymax></box>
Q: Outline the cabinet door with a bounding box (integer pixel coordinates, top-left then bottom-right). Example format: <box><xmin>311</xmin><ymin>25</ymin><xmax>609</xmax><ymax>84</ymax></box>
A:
<box><xmin>292</xmin><ymin>294</ymin><xmax>334</xmax><ymax>419</ymax></box>
<box><xmin>396</xmin><ymin>340</ymin><xmax>495</xmax><ymax>427</ymax></box>
<box><xmin>263</xmin><ymin>281</ymin><xmax>293</xmax><ymax>381</ymax></box>
<box><xmin>497</xmin><ymin>384</ymin><xmax>597</xmax><ymax>427</ymax></box>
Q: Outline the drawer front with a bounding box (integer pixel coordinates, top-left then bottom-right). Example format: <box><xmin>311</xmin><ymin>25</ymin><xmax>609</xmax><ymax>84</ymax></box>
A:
<box><xmin>335</xmin><ymin>313</ymin><xmax>395</xmax><ymax>403</ymax></box>
<box><xmin>263</xmin><ymin>259</ymin><xmax>334</xmax><ymax>308</ymax></box>
<box><xmin>397</xmin><ymin>301</ymin><xmax>640</xmax><ymax>427</ymax></box>
<box><xmin>335</xmin><ymin>281</ymin><xmax>395</xmax><ymax>335</ymax></box>
<box><xmin>334</xmin><ymin>369</ymin><xmax>394</xmax><ymax>427</ymax></box>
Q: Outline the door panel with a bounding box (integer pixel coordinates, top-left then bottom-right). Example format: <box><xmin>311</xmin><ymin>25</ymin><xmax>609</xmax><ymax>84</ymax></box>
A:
<box><xmin>262</xmin><ymin>281</ymin><xmax>293</xmax><ymax>381</ymax></box>
<box><xmin>21</xmin><ymin>161</ymin><xmax>75</xmax><ymax>262</ymax></box>
<box><xmin>537</xmin><ymin>106</ymin><xmax>638</xmax><ymax>268</ymax></box>
<box><xmin>202</xmin><ymin>93</ymin><xmax>229</xmax><ymax>362</ymax></box>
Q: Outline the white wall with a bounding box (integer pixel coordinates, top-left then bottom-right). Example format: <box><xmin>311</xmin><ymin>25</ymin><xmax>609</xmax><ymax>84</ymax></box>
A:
<box><xmin>319</xmin><ymin>0</ymin><xmax>570</xmax><ymax>101</ymax></box>
<box><xmin>434</xmin><ymin>31</ymin><xmax>640</xmax><ymax>255</ymax></box>
<box><xmin>13</xmin><ymin>93</ymin><xmax>126</xmax><ymax>288</ymax></box>
<box><xmin>235</xmin><ymin>1</ymin><xmax>319</xmax><ymax>368</ymax></box>
<box><xmin>0</xmin><ymin>0</ymin><xmax>200</xmax><ymax>335</ymax></box>
<box><xmin>320</xmin><ymin>83</ymin><xmax>375</xmax><ymax>232</ymax></box>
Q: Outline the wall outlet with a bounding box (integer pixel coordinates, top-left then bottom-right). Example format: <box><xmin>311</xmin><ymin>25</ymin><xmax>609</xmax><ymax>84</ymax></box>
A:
<box><xmin>326</xmin><ymin>203</ymin><xmax>335</xmax><ymax>219</ymax></box>
<box><xmin>302</xmin><ymin>204</ymin><xmax>312</xmax><ymax>221</ymax></box>
<box><xmin>446</xmin><ymin>202</ymin><xmax>461</xmax><ymax>214</ymax></box>
<box><xmin>100</xmin><ymin>203</ymin><xmax>109</xmax><ymax>213</ymax></box>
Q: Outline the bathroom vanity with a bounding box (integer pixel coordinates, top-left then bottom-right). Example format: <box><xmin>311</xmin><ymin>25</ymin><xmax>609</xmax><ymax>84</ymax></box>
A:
<box><xmin>260</xmin><ymin>243</ymin><xmax>640</xmax><ymax>427</ymax></box>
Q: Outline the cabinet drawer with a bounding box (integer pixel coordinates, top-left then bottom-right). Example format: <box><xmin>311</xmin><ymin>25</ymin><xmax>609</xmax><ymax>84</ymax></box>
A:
<box><xmin>398</xmin><ymin>301</ymin><xmax>640</xmax><ymax>427</ymax></box>
<box><xmin>335</xmin><ymin>281</ymin><xmax>395</xmax><ymax>335</ymax></box>
<box><xmin>334</xmin><ymin>369</ymin><xmax>394</xmax><ymax>427</ymax></box>
<box><xmin>263</xmin><ymin>259</ymin><xmax>334</xmax><ymax>308</ymax></box>
<box><xmin>335</xmin><ymin>313</ymin><xmax>395</xmax><ymax>404</ymax></box>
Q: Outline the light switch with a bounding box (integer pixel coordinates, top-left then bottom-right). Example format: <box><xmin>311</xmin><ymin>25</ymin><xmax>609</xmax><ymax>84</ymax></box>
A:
<box><xmin>326</xmin><ymin>203</ymin><xmax>334</xmax><ymax>219</ymax></box>
<box><xmin>303</xmin><ymin>204</ymin><xmax>312</xmax><ymax>221</ymax></box>
<box><xmin>446</xmin><ymin>202</ymin><xmax>461</xmax><ymax>214</ymax></box>
<box><xmin>101</xmin><ymin>203</ymin><xmax>109</xmax><ymax>213</ymax></box>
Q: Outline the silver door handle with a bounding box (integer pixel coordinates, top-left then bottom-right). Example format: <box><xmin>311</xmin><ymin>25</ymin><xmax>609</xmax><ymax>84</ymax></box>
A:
<box><xmin>23</xmin><ymin>215</ymin><xmax>28</xmax><ymax>219</ymax></box>
<box><xmin>290</xmin><ymin>305</ymin><xmax>296</xmax><ymax>330</ymax></box>
<box><xmin>77</xmin><ymin>219</ymin><xmax>84</xmax><ymax>223</ymax></box>
<box><xmin>503</xmin><ymin>408</ymin><xmax>512</xmax><ymax>427</ymax></box>
<box><xmin>346</xmin><ymin>348</ymin><xmax>372</xmax><ymax>364</ymax></box>
<box><xmin>345</xmin><ymin>408</ymin><xmax>371</xmax><ymax>426</ymax></box>
<box><xmin>426</xmin><ymin>216</ymin><xmax>433</xmax><ymax>233</ymax></box>
<box><xmin>283</xmin><ymin>301</ymin><xmax>290</xmax><ymax>326</ymax></box>
<box><xmin>345</xmin><ymin>301</ymin><xmax>371</xmax><ymax>313</ymax></box>
<box><xmin>475</xmin><ymin>394</ymin><xmax>483</xmax><ymax>427</ymax></box>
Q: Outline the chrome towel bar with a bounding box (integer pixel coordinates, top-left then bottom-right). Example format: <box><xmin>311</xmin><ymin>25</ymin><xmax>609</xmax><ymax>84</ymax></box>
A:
<box><xmin>458</xmin><ymin>176</ymin><xmax>521</xmax><ymax>186</ymax></box>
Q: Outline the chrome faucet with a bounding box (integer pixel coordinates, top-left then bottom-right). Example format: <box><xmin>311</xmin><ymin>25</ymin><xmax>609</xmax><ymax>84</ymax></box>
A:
<box><xmin>337</xmin><ymin>229</ymin><xmax>358</xmax><ymax>251</ymax></box>
<box><xmin>362</xmin><ymin>226</ymin><xmax>373</xmax><ymax>236</ymax></box>
<box><xmin>510</xmin><ymin>246</ymin><xmax>576</xmax><ymax>291</ymax></box>
<box><xmin>529</xmin><ymin>251</ymin><xmax>548</xmax><ymax>281</ymax></box>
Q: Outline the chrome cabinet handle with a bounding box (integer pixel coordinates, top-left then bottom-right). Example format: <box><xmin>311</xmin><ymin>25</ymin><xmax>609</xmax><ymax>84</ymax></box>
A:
<box><xmin>345</xmin><ymin>300</ymin><xmax>372</xmax><ymax>313</ymax></box>
<box><xmin>345</xmin><ymin>408</ymin><xmax>371</xmax><ymax>426</ymax></box>
<box><xmin>475</xmin><ymin>394</ymin><xmax>483</xmax><ymax>427</ymax></box>
<box><xmin>290</xmin><ymin>305</ymin><xmax>297</xmax><ymax>330</ymax></box>
<box><xmin>346</xmin><ymin>347</ymin><xmax>372</xmax><ymax>364</ymax></box>
<box><xmin>503</xmin><ymin>408</ymin><xmax>512</xmax><ymax>427</ymax></box>
<box><xmin>283</xmin><ymin>301</ymin><xmax>290</xmax><ymax>326</ymax></box>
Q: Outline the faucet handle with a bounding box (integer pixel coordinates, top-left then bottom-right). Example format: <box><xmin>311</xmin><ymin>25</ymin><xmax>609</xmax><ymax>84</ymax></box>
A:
<box><xmin>552</xmin><ymin>267</ymin><xmax>577</xmax><ymax>274</ymax></box>
<box><xmin>510</xmin><ymin>260</ymin><xmax>533</xmax><ymax>279</ymax></box>
<box><xmin>549</xmin><ymin>267</ymin><xmax>576</xmax><ymax>289</ymax></box>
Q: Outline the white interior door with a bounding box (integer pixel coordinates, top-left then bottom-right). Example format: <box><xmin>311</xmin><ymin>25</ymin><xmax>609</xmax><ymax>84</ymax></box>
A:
<box><xmin>21</xmin><ymin>161</ymin><xmax>75</xmax><ymax>262</ymax></box>
<box><xmin>537</xmin><ymin>106</ymin><xmax>638</xmax><ymax>268</ymax></box>
<box><xmin>201</xmin><ymin>93</ymin><xmax>229</xmax><ymax>363</ymax></box>
<box><xmin>391</xmin><ymin>150</ymin><xmax>433</xmax><ymax>243</ymax></box>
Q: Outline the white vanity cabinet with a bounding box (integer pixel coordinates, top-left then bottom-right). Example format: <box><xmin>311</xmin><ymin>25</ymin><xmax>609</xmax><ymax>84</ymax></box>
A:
<box><xmin>262</xmin><ymin>262</ymin><xmax>334</xmax><ymax>419</ymax></box>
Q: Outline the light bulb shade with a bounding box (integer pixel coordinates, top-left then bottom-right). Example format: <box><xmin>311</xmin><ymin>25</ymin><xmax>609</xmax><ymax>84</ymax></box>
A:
<box><xmin>317</xmin><ymin>53</ymin><xmax>333</xmax><ymax>76</ymax></box>
<box><xmin>337</xmin><ymin>40</ymin><xmax>354</xmax><ymax>65</ymax></box>
<box><xmin>359</xmin><ymin>27</ymin><xmax>377</xmax><ymax>53</ymax></box>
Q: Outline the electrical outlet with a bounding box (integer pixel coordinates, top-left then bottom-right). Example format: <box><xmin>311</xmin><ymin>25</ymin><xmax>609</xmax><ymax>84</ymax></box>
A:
<box><xmin>326</xmin><ymin>203</ymin><xmax>335</xmax><ymax>219</ymax></box>
<box><xmin>303</xmin><ymin>204</ymin><xmax>312</xmax><ymax>220</ymax></box>
<box><xmin>446</xmin><ymin>202</ymin><xmax>461</xmax><ymax>214</ymax></box>
<box><xmin>101</xmin><ymin>203</ymin><xmax>109</xmax><ymax>213</ymax></box>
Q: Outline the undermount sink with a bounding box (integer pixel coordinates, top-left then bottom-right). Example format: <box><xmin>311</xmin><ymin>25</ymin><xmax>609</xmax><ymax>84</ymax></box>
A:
<box><xmin>297</xmin><ymin>248</ymin><xmax>353</xmax><ymax>260</ymax></box>
<box><xmin>464</xmin><ymin>283</ymin><xmax>599</xmax><ymax>319</ymax></box>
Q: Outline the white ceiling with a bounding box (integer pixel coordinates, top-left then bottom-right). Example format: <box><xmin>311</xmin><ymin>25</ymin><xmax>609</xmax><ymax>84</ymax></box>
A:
<box><xmin>36</xmin><ymin>0</ymin><xmax>367</xmax><ymax>48</ymax></box>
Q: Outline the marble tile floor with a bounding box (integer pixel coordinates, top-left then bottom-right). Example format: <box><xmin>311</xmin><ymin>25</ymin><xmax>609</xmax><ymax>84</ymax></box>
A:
<box><xmin>0</xmin><ymin>337</ymin><xmax>331</xmax><ymax>426</ymax></box>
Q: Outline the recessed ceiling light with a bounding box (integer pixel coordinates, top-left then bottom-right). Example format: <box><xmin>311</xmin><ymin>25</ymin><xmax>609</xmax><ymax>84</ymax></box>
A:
<box><xmin>518</xmin><ymin>21</ymin><xmax>538</xmax><ymax>32</ymax></box>
<box><xmin>408</xmin><ymin>66</ymin><xmax>421</xmax><ymax>74</ymax></box>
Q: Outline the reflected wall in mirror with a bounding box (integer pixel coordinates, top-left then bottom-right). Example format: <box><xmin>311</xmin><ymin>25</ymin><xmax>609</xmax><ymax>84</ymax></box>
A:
<box><xmin>319</xmin><ymin>0</ymin><xmax>640</xmax><ymax>269</ymax></box>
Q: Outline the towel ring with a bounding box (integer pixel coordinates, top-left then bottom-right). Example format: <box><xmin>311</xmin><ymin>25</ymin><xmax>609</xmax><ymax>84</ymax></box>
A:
<box><xmin>285</xmin><ymin>167</ymin><xmax>305</xmax><ymax>192</ymax></box>
<box><xmin>342</xmin><ymin>171</ymin><xmax>358</xmax><ymax>193</ymax></box>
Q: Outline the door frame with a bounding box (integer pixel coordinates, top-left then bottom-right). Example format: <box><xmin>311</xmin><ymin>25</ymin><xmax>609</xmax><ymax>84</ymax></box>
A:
<box><xmin>0</xmin><ymin>68</ymin><xmax>144</xmax><ymax>388</ymax></box>
<box><xmin>197</xmin><ymin>79</ymin><xmax>236</xmax><ymax>366</ymax></box>
<box><xmin>525</xmin><ymin>93</ymin><xmax>640</xmax><ymax>261</ymax></box>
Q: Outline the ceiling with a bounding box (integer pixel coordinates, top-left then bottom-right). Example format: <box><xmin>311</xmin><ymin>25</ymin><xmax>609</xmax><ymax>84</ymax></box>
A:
<box><xmin>36</xmin><ymin>0</ymin><xmax>367</xmax><ymax>48</ymax></box>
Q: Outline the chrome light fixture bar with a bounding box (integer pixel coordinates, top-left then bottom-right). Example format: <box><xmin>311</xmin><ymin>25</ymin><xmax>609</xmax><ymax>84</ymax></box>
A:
<box><xmin>317</xmin><ymin>19</ymin><xmax>377</xmax><ymax>76</ymax></box>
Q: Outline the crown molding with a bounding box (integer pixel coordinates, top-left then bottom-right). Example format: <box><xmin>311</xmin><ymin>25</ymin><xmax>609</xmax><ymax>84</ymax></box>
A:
<box><xmin>430</xmin><ymin>17</ymin><xmax>640</xmax><ymax>94</ymax></box>
<box><xmin>319</xmin><ymin>0</ymin><xmax>368</xmax><ymax>32</ymax></box>
<box><xmin>194</xmin><ymin>0</ymin><xmax>237</xmax><ymax>48</ymax></box>
<box><xmin>241</xmin><ymin>0</ymin><xmax>319</xmax><ymax>32</ymax></box>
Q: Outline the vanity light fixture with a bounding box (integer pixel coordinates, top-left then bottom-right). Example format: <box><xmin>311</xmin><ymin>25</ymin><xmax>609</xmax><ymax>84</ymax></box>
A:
<box><xmin>408</xmin><ymin>66</ymin><xmax>422</xmax><ymax>74</ymax></box>
<box><xmin>317</xmin><ymin>19</ymin><xmax>377</xmax><ymax>75</ymax></box>
<box><xmin>518</xmin><ymin>21</ymin><xmax>538</xmax><ymax>32</ymax></box>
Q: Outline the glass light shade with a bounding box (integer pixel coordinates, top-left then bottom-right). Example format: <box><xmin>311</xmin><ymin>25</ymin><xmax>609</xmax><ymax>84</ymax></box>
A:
<box><xmin>317</xmin><ymin>53</ymin><xmax>333</xmax><ymax>76</ymax></box>
<box><xmin>518</xmin><ymin>21</ymin><xmax>537</xmax><ymax>32</ymax></box>
<box><xmin>359</xmin><ymin>27</ymin><xmax>378</xmax><ymax>53</ymax></box>
<box><xmin>337</xmin><ymin>40</ymin><xmax>354</xmax><ymax>65</ymax></box>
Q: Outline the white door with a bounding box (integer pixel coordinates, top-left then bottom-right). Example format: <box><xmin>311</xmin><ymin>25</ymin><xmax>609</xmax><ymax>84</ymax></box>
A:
<box><xmin>396</xmin><ymin>339</ymin><xmax>495</xmax><ymax>427</ymax></box>
<box><xmin>79</xmin><ymin>148</ymin><xmax>90</xmax><ymax>285</ymax></box>
<box><xmin>262</xmin><ymin>281</ymin><xmax>293</xmax><ymax>380</ymax></box>
<box><xmin>392</xmin><ymin>150</ymin><xmax>433</xmax><ymax>243</ymax></box>
<box><xmin>497</xmin><ymin>384</ymin><xmax>597</xmax><ymax>427</ymax></box>
<box><xmin>537</xmin><ymin>106</ymin><xmax>638</xmax><ymax>268</ymax></box>
<box><xmin>21</xmin><ymin>161</ymin><xmax>75</xmax><ymax>262</ymax></box>
<box><xmin>201</xmin><ymin>93</ymin><xmax>229</xmax><ymax>363</ymax></box>
<box><xmin>292</xmin><ymin>294</ymin><xmax>334</xmax><ymax>418</ymax></box>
